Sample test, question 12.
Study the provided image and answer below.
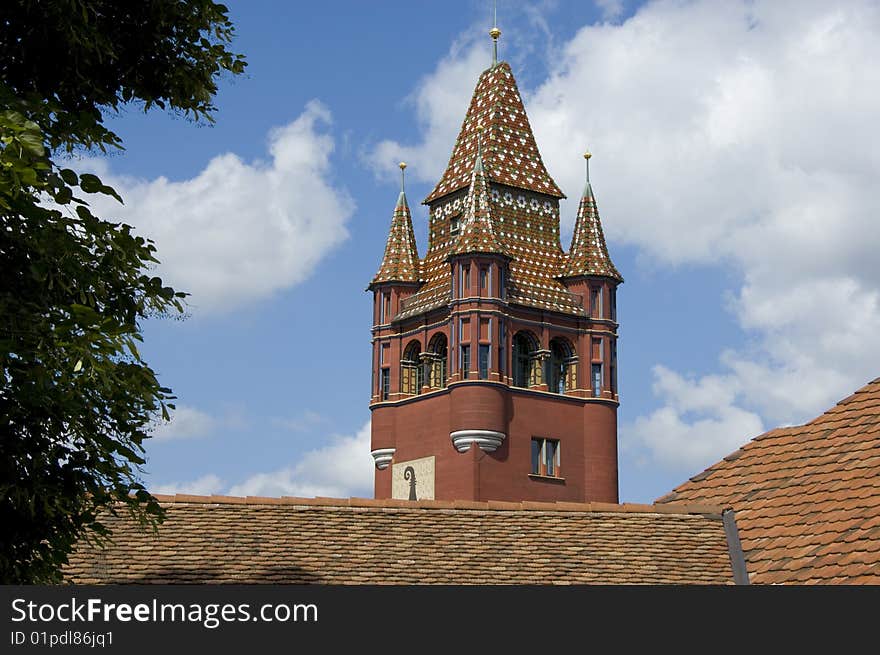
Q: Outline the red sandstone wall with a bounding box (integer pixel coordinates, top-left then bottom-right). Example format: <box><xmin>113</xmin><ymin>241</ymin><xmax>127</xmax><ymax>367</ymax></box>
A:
<box><xmin>372</xmin><ymin>384</ymin><xmax>618</xmax><ymax>503</ymax></box>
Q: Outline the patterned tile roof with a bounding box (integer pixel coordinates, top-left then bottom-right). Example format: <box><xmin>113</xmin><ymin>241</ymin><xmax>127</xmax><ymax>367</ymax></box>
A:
<box><xmin>561</xmin><ymin>181</ymin><xmax>623</xmax><ymax>282</ymax></box>
<box><xmin>449</xmin><ymin>149</ymin><xmax>506</xmax><ymax>256</ymax></box>
<box><xmin>370</xmin><ymin>191</ymin><xmax>420</xmax><ymax>288</ymax></box>
<box><xmin>64</xmin><ymin>497</ymin><xmax>737</xmax><ymax>585</ymax></box>
<box><xmin>424</xmin><ymin>62</ymin><xmax>563</xmax><ymax>203</ymax></box>
<box><xmin>390</xmin><ymin>61</ymin><xmax>620</xmax><ymax>322</ymax></box>
<box><xmin>658</xmin><ymin>377</ymin><xmax>880</xmax><ymax>584</ymax></box>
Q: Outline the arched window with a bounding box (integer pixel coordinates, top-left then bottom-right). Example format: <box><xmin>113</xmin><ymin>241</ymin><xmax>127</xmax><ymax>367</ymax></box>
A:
<box><xmin>427</xmin><ymin>333</ymin><xmax>448</xmax><ymax>389</ymax></box>
<box><xmin>512</xmin><ymin>332</ymin><xmax>538</xmax><ymax>388</ymax></box>
<box><xmin>401</xmin><ymin>340</ymin><xmax>423</xmax><ymax>395</ymax></box>
<box><xmin>548</xmin><ymin>338</ymin><xmax>576</xmax><ymax>394</ymax></box>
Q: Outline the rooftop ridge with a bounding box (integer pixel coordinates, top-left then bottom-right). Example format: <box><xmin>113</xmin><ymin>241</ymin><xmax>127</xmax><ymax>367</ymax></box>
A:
<box><xmin>147</xmin><ymin>494</ymin><xmax>724</xmax><ymax>515</ymax></box>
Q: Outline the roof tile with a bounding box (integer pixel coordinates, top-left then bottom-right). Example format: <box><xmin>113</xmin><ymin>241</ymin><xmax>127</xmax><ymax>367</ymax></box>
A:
<box><xmin>660</xmin><ymin>377</ymin><xmax>880</xmax><ymax>584</ymax></box>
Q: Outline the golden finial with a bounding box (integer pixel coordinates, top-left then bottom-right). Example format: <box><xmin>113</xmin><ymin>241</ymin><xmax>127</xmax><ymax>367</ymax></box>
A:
<box><xmin>583</xmin><ymin>150</ymin><xmax>592</xmax><ymax>189</ymax></box>
<box><xmin>399</xmin><ymin>161</ymin><xmax>407</xmax><ymax>193</ymax></box>
<box><xmin>490</xmin><ymin>0</ymin><xmax>501</xmax><ymax>66</ymax></box>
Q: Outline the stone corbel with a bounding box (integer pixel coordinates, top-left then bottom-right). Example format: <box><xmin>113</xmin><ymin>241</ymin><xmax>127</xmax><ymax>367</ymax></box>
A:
<box><xmin>371</xmin><ymin>448</ymin><xmax>395</xmax><ymax>470</ymax></box>
<box><xmin>450</xmin><ymin>429</ymin><xmax>506</xmax><ymax>453</ymax></box>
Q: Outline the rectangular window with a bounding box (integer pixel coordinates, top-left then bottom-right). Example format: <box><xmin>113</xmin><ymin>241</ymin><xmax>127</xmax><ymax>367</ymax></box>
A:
<box><xmin>461</xmin><ymin>344</ymin><xmax>470</xmax><ymax>379</ymax></box>
<box><xmin>382</xmin><ymin>293</ymin><xmax>391</xmax><ymax>323</ymax></box>
<box><xmin>499</xmin><ymin>322</ymin><xmax>506</xmax><ymax>375</ymax></box>
<box><xmin>381</xmin><ymin>368</ymin><xmax>390</xmax><ymax>401</ymax></box>
<box><xmin>450</xmin><ymin>214</ymin><xmax>461</xmax><ymax>234</ymax></box>
<box><xmin>499</xmin><ymin>268</ymin><xmax>505</xmax><ymax>299</ymax></box>
<box><xmin>610</xmin><ymin>288</ymin><xmax>617</xmax><ymax>322</ymax></box>
<box><xmin>610</xmin><ymin>341</ymin><xmax>617</xmax><ymax>394</ymax></box>
<box><xmin>530</xmin><ymin>437</ymin><xmax>561</xmax><ymax>478</ymax></box>
<box><xmin>590</xmin><ymin>287</ymin><xmax>602</xmax><ymax>318</ymax></box>
<box><xmin>480</xmin><ymin>267</ymin><xmax>488</xmax><ymax>293</ymax></box>
<box><xmin>592</xmin><ymin>363</ymin><xmax>602</xmax><ymax>397</ymax></box>
<box><xmin>479</xmin><ymin>344</ymin><xmax>490</xmax><ymax>379</ymax></box>
<box><xmin>463</xmin><ymin>266</ymin><xmax>470</xmax><ymax>296</ymax></box>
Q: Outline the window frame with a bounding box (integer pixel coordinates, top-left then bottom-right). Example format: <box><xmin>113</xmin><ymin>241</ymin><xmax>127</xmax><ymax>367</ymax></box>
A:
<box><xmin>478</xmin><ymin>343</ymin><xmax>490</xmax><ymax>379</ymax></box>
<box><xmin>380</xmin><ymin>368</ymin><xmax>390</xmax><ymax>401</ymax></box>
<box><xmin>530</xmin><ymin>437</ymin><xmax>561</xmax><ymax>478</ymax></box>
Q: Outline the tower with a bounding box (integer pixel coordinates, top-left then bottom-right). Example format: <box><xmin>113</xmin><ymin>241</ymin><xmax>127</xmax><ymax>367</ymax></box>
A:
<box><xmin>368</xmin><ymin>26</ymin><xmax>622</xmax><ymax>503</ymax></box>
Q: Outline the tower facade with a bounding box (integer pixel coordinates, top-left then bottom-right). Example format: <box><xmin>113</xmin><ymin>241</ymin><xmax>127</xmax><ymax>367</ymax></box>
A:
<box><xmin>368</xmin><ymin>55</ymin><xmax>622</xmax><ymax>503</ymax></box>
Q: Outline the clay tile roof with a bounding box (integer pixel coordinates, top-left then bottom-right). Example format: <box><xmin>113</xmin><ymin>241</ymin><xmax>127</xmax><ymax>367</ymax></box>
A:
<box><xmin>424</xmin><ymin>62</ymin><xmax>563</xmax><ymax>204</ymax></box>
<box><xmin>64</xmin><ymin>497</ymin><xmax>737</xmax><ymax>584</ymax></box>
<box><xmin>560</xmin><ymin>181</ymin><xmax>623</xmax><ymax>282</ymax></box>
<box><xmin>369</xmin><ymin>191</ymin><xmax>420</xmax><ymax>288</ymax></box>
<box><xmin>449</xmin><ymin>151</ymin><xmax>506</xmax><ymax>256</ymax></box>
<box><xmin>658</xmin><ymin>376</ymin><xmax>880</xmax><ymax>585</ymax></box>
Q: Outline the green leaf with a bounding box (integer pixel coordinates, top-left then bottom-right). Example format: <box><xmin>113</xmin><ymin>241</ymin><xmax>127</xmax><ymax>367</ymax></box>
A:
<box><xmin>60</xmin><ymin>169</ymin><xmax>79</xmax><ymax>186</ymax></box>
<box><xmin>73</xmin><ymin>360</ymin><xmax>83</xmax><ymax>372</ymax></box>
<box><xmin>55</xmin><ymin>186</ymin><xmax>73</xmax><ymax>204</ymax></box>
<box><xmin>79</xmin><ymin>173</ymin><xmax>102</xmax><ymax>194</ymax></box>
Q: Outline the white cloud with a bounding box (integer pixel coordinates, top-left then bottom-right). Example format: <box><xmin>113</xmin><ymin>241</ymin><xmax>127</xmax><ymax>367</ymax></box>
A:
<box><xmin>375</xmin><ymin>0</ymin><xmax>880</xmax><ymax>467</ymax></box>
<box><xmin>624</xmin><ymin>366</ymin><xmax>764</xmax><ymax>471</ymax></box>
<box><xmin>151</xmin><ymin>405</ymin><xmax>216</xmax><ymax>441</ymax></box>
<box><xmin>595</xmin><ymin>0</ymin><xmax>625</xmax><ymax>21</ymax></box>
<box><xmin>76</xmin><ymin>101</ymin><xmax>354</xmax><ymax>314</ymax></box>
<box><xmin>227</xmin><ymin>420</ymin><xmax>373</xmax><ymax>498</ymax></box>
<box><xmin>271</xmin><ymin>410</ymin><xmax>326</xmax><ymax>433</ymax></box>
<box><xmin>152</xmin><ymin>474</ymin><xmax>225</xmax><ymax>496</ymax></box>
<box><xmin>368</xmin><ymin>35</ymin><xmax>489</xmax><ymax>185</ymax></box>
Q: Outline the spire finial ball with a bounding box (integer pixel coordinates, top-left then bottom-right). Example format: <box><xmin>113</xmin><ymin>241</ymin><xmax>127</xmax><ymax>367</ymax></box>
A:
<box><xmin>584</xmin><ymin>151</ymin><xmax>592</xmax><ymax>160</ymax></box>
<box><xmin>490</xmin><ymin>27</ymin><xmax>501</xmax><ymax>39</ymax></box>
<box><xmin>399</xmin><ymin>162</ymin><xmax>407</xmax><ymax>170</ymax></box>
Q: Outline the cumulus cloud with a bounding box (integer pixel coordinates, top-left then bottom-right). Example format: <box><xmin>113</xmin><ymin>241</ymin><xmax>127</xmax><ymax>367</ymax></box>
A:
<box><xmin>76</xmin><ymin>101</ymin><xmax>354</xmax><ymax>313</ymax></box>
<box><xmin>373</xmin><ymin>0</ymin><xmax>880</xmax><ymax>467</ymax></box>
<box><xmin>368</xmin><ymin>36</ymin><xmax>488</xmax><ymax>185</ymax></box>
<box><xmin>152</xmin><ymin>474</ymin><xmax>225</xmax><ymax>496</ymax></box>
<box><xmin>151</xmin><ymin>405</ymin><xmax>216</xmax><ymax>441</ymax></box>
<box><xmin>595</xmin><ymin>0</ymin><xmax>625</xmax><ymax>21</ymax></box>
<box><xmin>271</xmin><ymin>410</ymin><xmax>326</xmax><ymax>433</ymax></box>
<box><xmin>227</xmin><ymin>421</ymin><xmax>373</xmax><ymax>498</ymax></box>
<box><xmin>625</xmin><ymin>366</ymin><xmax>765</xmax><ymax>471</ymax></box>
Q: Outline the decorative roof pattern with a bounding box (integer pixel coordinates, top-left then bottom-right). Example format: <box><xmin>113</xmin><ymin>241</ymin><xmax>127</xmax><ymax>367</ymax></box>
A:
<box><xmin>65</xmin><ymin>496</ymin><xmax>736</xmax><ymax>584</ymax></box>
<box><xmin>450</xmin><ymin>149</ymin><xmax>506</xmax><ymax>256</ymax></box>
<box><xmin>659</xmin><ymin>377</ymin><xmax>880</xmax><ymax>584</ymax></box>
<box><xmin>395</xmin><ymin>184</ymin><xmax>585</xmax><ymax>321</ymax></box>
<box><xmin>424</xmin><ymin>62</ymin><xmax>563</xmax><ymax>203</ymax></box>
<box><xmin>370</xmin><ymin>191</ymin><xmax>420</xmax><ymax>288</ymax></box>
<box><xmin>561</xmin><ymin>181</ymin><xmax>623</xmax><ymax>282</ymax></box>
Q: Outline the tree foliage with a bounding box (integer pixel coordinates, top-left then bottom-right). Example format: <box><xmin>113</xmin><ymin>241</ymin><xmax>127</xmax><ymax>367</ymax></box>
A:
<box><xmin>0</xmin><ymin>1</ymin><xmax>246</xmax><ymax>583</ymax></box>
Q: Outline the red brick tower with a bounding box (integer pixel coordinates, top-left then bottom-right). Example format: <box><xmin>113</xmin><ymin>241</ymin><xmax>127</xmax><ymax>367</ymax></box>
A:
<box><xmin>368</xmin><ymin>38</ymin><xmax>622</xmax><ymax>503</ymax></box>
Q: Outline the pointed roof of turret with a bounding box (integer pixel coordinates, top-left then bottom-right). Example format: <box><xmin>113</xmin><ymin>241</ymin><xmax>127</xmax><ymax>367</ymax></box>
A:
<box><xmin>560</xmin><ymin>152</ymin><xmax>623</xmax><ymax>282</ymax></box>
<box><xmin>369</xmin><ymin>163</ymin><xmax>420</xmax><ymax>289</ymax></box>
<box><xmin>450</xmin><ymin>133</ymin><xmax>507</xmax><ymax>257</ymax></box>
<box><xmin>424</xmin><ymin>61</ymin><xmax>563</xmax><ymax>204</ymax></box>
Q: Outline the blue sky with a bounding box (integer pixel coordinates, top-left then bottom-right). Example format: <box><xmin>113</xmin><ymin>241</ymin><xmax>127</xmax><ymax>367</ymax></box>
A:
<box><xmin>74</xmin><ymin>0</ymin><xmax>880</xmax><ymax>503</ymax></box>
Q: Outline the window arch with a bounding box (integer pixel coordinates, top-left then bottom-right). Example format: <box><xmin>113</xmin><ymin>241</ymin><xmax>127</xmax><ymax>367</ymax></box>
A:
<box><xmin>548</xmin><ymin>337</ymin><xmax>577</xmax><ymax>394</ymax></box>
<box><xmin>512</xmin><ymin>331</ymin><xmax>539</xmax><ymax>388</ymax></box>
<box><xmin>401</xmin><ymin>340</ymin><xmax>423</xmax><ymax>395</ymax></box>
<box><xmin>427</xmin><ymin>332</ymin><xmax>448</xmax><ymax>389</ymax></box>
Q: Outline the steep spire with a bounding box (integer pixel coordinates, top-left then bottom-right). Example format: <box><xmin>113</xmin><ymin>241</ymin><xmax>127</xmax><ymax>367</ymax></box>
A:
<box><xmin>490</xmin><ymin>0</ymin><xmax>501</xmax><ymax>67</ymax></box>
<box><xmin>424</xmin><ymin>61</ymin><xmax>563</xmax><ymax>203</ymax></box>
<box><xmin>561</xmin><ymin>151</ymin><xmax>623</xmax><ymax>282</ymax></box>
<box><xmin>450</xmin><ymin>130</ymin><xmax>505</xmax><ymax>256</ymax></box>
<box><xmin>369</xmin><ymin>162</ymin><xmax>420</xmax><ymax>288</ymax></box>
